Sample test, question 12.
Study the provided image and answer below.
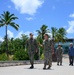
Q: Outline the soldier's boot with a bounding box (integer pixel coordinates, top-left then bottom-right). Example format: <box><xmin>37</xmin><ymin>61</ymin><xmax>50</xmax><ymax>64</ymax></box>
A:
<box><xmin>30</xmin><ymin>64</ymin><xmax>34</xmax><ymax>69</ymax></box>
<box><xmin>57</xmin><ymin>61</ymin><xmax>59</xmax><ymax>66</ymax></box>
<box><xmin>60</xmin><ymin>60</ymin><xmax>62</xmax><ymax>66</ymax></box>
<box><xmin>47</xmin><ymin>65</ymin><xmax>51</xmax><ymax>69</ymax></box>
<box><xmin>47</xmin><ymin>62</ymin><xmax>52</xmax><ymax>69</ymax></box>
<box><xmin>57</xmin><ymin>63</ymin><xmax>59</xmax><ymax>66</ymax></box>
<box><xmin>60</xmin><ymin>63</ymin><xmax>62</xmax><ymax>66</ymax></box>
<box><xmin>43</xmin><ymin>64</ymin><xmax>46</xmax><ymax>70</ymax></box>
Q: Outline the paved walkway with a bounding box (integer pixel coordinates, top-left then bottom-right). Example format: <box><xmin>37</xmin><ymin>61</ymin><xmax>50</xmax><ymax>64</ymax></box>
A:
<box><xmin>0</xmin><ymin>55</ymin><xmax>74</xmax><ymax>75</ymax></box>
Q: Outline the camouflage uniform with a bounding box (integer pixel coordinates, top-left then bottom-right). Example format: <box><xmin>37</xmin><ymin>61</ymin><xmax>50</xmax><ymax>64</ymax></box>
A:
<box><xmin>56</xmin><ymin>47</ymin><xmax>63</xmax><ymax>65</ymax></box>
<box><xmin>43</xmin><ymin>39</ymin><xmax>52</xmax><ymax>68</ymax></box>
<box><xmin>26</xmin><ymin>38</ymin><xmax>38</xmax><ymax>67</ymax></box>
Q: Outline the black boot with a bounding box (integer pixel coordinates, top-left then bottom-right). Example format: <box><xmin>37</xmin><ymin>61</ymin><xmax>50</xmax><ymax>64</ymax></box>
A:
<box><xmin>47</xmin><ymin>66</ymin><xmax>51</xmax><ymax>69</ymax></box>
<box><xmin>30</xmin><ymin>64</ymin><xmax>34</xmax><ymax>69</ymax></box>
<box><xmin>43</xmin><ymin>64</ymin><xmax>46</xmax><ymax>70</ymax></box>
<box><xmin>43</xmin><ymin>67</ymin><xmax>46</xmax><ymax>70</ymax></box>
<box><xmin>60</xmin><ymin>63</ymin><xmax>62</xmax><ymax>66</ymax></box>
<box><xmin>57</xmin><ymin>63</ymin><xmax>59</xmax><ymax>66</ymax></box>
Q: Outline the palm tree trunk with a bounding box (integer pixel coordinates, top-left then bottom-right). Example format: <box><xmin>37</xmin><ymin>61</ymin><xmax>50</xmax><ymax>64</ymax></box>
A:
<box><xmin>52</xmin><ymin>37</ymin><xmax>54</xmax><ymax>53</ymax></box>
<box><xmin>52</xmin><ymin>37</ymin><xmax>57</xmax><ymax>62</ymax></box>
<box><xmin>6</xmin><ymin>25</ymin><xmax>8</xmax><ymax>57</ymax></box>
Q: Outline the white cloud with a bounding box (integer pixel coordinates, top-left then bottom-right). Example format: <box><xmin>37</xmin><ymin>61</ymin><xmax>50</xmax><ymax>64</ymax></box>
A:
<box><xmin>15</xmin><ymin>31</ymin><xmax>24</xmax><ymax>38</ymax></box>
<box><xmin>0</xmin><ymin>36</ymin><xmax>4</xmax><ymax>42</ymax></box>
<box><xmin>33</xmin><ymin>31</ymin><xmax>38</xmax><ymax>38</ymax></box>
<box><xmin>24</xmin><ymin>31</ymin><xmax>31</xmax><ymax>36</ymax></box>
<box><xmin>0</xmin><ymin>30</ymin><xmax>14</xmax><ymax>42</ymax></box>
<box><xmin>7</xmin><ymin>30</ymin><xmax>14</xmax><ymax>38</ymax></box>
<box><xmin>26</xmin><ymin>17</ymin><xmax>33</xmax><ymax>21</ymax></box>
<box><xmin>11</xmin><ymin>0</ymin><xmax>44</xmax><ymax>15</ymax></box>
<box><xmin>24</xmin><ymin>31</ymin><xmax>37</xmax><ymax>38</ymax></box>
<box><xmin>69</xmin><ymin>13</ymin><xmax>74</xmax><ymax>18</ymax></box>
<box><xmin>63</xmin><ymin>25</ymin><xmax>67</xmax><ymax>29</ymax></box>
<box><xmin>15</xmin><ymin>31</ymin><xmax>37</xmax><ymax>38</ymax></box>
<box><xmin>5</xmin><ymin>30</ymin><xmax>38</xmax><ymax>39</ymax></box>
<box><xmin>67</xmin><ymin>21</ymin><xmax>74</xmax><ymax>33</ymax></box>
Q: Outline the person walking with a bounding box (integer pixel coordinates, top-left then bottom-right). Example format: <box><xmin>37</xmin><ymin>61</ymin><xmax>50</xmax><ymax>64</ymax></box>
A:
<box><xmin>68</xmin><ymin>43</ymin><xmax>74</xmax><ymax>66</ymax></box>
<box><xmin>26</xmin><ymin>33</ymin><xmax>38</xmax><ymax>69</ymax></box>
<box><xmin>56</xmin><ymin>44</ymin><xmax>63</xmax><ymax>66</ymax></box>
<box><xmin>39</xmin><ymin>34</ymin><xmax>53</xmax><ymax>70</ymax></box>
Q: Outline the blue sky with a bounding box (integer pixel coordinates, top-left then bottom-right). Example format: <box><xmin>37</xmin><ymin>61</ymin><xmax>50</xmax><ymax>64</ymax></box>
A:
<box><xmin>0</xmin><ymin>0</ymin><xmax>74</xmax><ymax>41</ymax></box>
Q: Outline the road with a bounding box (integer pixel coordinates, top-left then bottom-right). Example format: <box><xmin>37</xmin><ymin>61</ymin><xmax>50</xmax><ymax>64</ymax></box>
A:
<box><xmin>0</xmin><ymin>56</ymin><xmax>74</xmax><ymax>75</ymax></box>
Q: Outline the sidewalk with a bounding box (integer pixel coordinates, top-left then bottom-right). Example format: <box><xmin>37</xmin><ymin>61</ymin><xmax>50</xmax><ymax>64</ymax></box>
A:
<box><xmin>0</xmin><ymin>55</ymin><xmax>74</xmax><ymax>75</ymax></box>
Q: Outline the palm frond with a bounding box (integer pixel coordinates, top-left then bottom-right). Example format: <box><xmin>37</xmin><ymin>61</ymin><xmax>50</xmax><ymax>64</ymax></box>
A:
<box><xmin>0</xmin><ymin>11</ymin><xmax>19</xmax><ymax>30</ymax></box>
<box><xmin>0</xmin><ymin>23</ymin><xmax>5</xmax><ymax>27</ymax></box>
<box><xmin>10</xmin><ymin>22</ymin><xmax>19</xmax><ymax>30</ymax></box>
<box><xmin>9</xmin><ymin>17</ymin><xmax>18</xmax><ymax>22</ymax></box>
<box><xmin>9</xmin><ymin>14</ymin><xmax>18</xmax><ymax>19</ymax></box>
<box><xmin>0</xmin><ymin>20</ymin><xmax>3</xmax><ymax>23</ymax></box>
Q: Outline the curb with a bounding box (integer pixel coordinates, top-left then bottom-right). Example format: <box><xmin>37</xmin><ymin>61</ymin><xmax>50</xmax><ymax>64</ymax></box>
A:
<box><xmin>0</xmin><ymin>60</ymin><xmax>44</xmax><ymax>67</ymax></box>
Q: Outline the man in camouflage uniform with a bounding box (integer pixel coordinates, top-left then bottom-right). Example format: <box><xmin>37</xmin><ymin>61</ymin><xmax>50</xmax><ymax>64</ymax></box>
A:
<box><xmin>40</xmin><ymin>34</ymin><xmax>53</xmax><ymax>70</ymax></box>
<box><xmin>26</xmin><ymin>33</ymin><xmax>38</xmax><ymax>69</ymax></box>
<box><xmin>56</xmin><ymin>44</ymin><xmax>63</xmax><ymax>66</ymax></box>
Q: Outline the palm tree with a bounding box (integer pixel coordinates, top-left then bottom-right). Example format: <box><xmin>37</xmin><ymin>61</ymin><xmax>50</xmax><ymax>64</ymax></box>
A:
<box><xmin>55</xmin><ymin>27</ymin><xmax>67</xmax><ymax>44</ymax></box>
<box><xmin>51</xmin><ymin>27</ymin><xmax>67</xmax><ymax>61</ymax></box>
<box><xmin>51</xmin><ymin>27</ymin><xmax>57</xmax><ymax>41</ymax></box>
<box><xmin>51</xmin><ymin>27</ymin><xmax>58</xmax><ymax>53</ymax></box>
<box><xmin>0</xmin><ymin>11</ymin><xmax>19</xmax><ymax>56</ymax></box>
<box><xmin>36</xmin><ymin>25</ymin><xmax>50</xmax><ymax>40</ymax></box>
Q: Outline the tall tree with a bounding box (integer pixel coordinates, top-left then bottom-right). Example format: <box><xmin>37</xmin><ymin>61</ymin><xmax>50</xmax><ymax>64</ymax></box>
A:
<box><xmin>21</xmin><ymin>34</ymin><xmax>28</xmax><ymax>48</ymax></box>
<box><xmin>51</xmin><ymin>27</ymin><xmax>58</xmax><ymax>53</ymax></box>
<box><xmin>36</xmin><ymin>25</ymin><xmax>50</xmax><ymax>40</ymax></box>
<box><xmin>55</xmin><ymin>27</ymin><xmax>67</xmax><ymax>44</ymax></box>
<box><xmin>0</xmin><ymin>11</ymin><xmax>19</xmax><ymax>56</ymax></box>
<box><xmin>51</xmin><ymin>27</ymin><xmax>57</xmax><ymax>41</ymax></box>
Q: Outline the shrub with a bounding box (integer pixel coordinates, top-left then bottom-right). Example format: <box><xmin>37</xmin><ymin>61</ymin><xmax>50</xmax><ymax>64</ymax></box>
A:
<box><xmin>13</xmin><ymin>49</ymin><xmax>29</xmax><ymax>60</ymax></box>
<box><xmin>40</xmin><ymin>53</ymin><xmax>44</xmax><ymax>60</ymax></box>
<box><xmin>0</xmin><ymin>53</ymin><xmax>8</xmax><ymax>61</ymax></box>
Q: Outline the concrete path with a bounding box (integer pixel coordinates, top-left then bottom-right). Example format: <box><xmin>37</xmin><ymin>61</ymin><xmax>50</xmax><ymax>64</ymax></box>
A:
<box><xmin>0</xmin><ymin>57</ymin><xmax>74</xmax><ymax>75</ymax></box>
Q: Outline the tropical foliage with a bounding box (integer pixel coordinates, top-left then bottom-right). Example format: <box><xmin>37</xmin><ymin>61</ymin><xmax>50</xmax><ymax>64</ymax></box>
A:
<box><xmin>0</xmin><ymin>11</ymin><xmax>19</xmax><ymax>56</ymax></box>
<box><xmin>0</xmin><ymin>11</ymin><xmax>67</xmax><ymax>61</ymax></box>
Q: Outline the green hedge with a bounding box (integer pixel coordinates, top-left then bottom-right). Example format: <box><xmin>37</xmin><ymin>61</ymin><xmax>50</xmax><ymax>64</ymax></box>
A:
<box><xmin>13</xmin><ymin>49</ymin><xmax>29</xmax><ymax>60</ymax></box>
<box><xmin>0</xmin><ymin>53</ymin><xmax>8</xmax><ymax>61</ymax></box>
